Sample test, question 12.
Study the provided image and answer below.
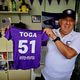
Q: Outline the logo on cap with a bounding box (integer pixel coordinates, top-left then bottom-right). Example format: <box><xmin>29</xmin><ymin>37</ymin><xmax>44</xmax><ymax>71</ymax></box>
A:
<box><xmin>67</xmin><ymin>10</ymin><xmax>72</xmax><ymax>14</ymax></box>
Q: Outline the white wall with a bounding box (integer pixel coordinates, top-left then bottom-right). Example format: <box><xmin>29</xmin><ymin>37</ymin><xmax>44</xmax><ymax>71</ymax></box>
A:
<box><xmin>45</xmin><ymin>0</ymin><xmax>75</xmax><ymax>12</ymax></box>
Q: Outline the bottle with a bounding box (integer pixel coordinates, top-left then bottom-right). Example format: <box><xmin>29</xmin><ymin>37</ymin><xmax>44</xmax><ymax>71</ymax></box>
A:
<box><xmin>1</xmin><ymin>0</ymin><xmax>5</xmax><ymax>11</ymax></box>
<box><xmin>12</xmin><ymin>0</ymin><xmax>16</xmax><ymax>11</ymax></box>
<box><xmin>8</xmin><ymin>0</ymin><xmax>12</xmax><ymax>11</ymax></box>
<box><xmin>0</xmin><ymin>1</ymin><xmax>3</xmax><ymax>11</ymax></box>
<box><xmin>2</xmin><ymin>0</ymin><xmax>8</xmax><ymax>11</ymax></box>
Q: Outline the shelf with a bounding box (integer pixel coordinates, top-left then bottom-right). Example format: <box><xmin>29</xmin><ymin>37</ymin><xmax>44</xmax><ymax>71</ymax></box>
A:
<box><xmin>0</xmin><ymin>11</ymin><xmax>30</xmax><ymax>14</ymax></box>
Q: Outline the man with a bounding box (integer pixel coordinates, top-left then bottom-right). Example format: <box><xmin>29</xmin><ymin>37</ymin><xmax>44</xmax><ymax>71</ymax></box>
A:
<box><xmin>41</xmin><ymin>9</ymin><xmax>80</xmax><ymax>80</ymax></box>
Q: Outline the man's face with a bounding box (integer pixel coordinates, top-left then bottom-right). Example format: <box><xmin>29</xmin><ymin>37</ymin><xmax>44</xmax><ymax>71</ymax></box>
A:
<box><xmin>59</xmin><ymin>17</ymin><xmax>75</xmax><ymax>36</ymax></box>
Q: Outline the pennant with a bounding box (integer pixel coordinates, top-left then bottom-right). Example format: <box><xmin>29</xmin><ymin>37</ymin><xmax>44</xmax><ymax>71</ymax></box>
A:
<box><xmin>48</xmin><ymin>0</ymin><xmax>52</xmax><ymax>5</ymax></box>
<box><xmin>38</xmin><ymin>0</ymin><xmax>43</xmax><ymax>5</ymax></box>
<box><xmin>57</xmin><ymin>0</ymin><xmax>60</xmax><ymax>5</ymax></box>
<box><xmin>30</xmin><ymin>0</ymin><xmax>34</xmax><ymax>5</ymax></box>
<box><xmin>65</xmin><ymin>0</ymin><xmax>69</xmax><ymax>4</ymax></box>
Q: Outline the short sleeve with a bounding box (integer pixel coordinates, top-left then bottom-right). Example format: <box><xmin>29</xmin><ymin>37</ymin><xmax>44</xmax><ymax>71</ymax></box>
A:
<box><xmin>5</xmin><ymin>28</ymin><xmax>12</xmax><ymax>40</ymax></box>
<box><xmin>69</xmin><ymin>38</ymin><xmax>80</xmax><ymax>54</ymax></box>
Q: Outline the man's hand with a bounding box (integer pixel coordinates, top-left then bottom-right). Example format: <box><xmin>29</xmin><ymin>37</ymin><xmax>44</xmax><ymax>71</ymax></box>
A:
<box><xmin>43</xmin><ymin>28</ymin><xmax>56</xmax><ymax>40</ymax></box>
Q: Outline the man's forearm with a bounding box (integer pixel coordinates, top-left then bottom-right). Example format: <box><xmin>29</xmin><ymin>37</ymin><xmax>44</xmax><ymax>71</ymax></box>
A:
<box><xmin>54</xmin><ymin>40</ymin><xmax>77</xmax><ymax>59</ymax></box>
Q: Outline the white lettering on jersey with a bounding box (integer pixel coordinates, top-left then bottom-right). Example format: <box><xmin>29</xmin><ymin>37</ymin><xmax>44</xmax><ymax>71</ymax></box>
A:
<box><xmin>19</xmin><ymin>32</ymin><xmax>37</xmax><ymax>37</ymax></box>
<box><xmin>18</xmin><ymin>40</ymin><xmax>36</xmax><ymax>54</ymax></box>
<box><xmin>19</xmin><ymin>56</ymin><xmax>35</xmax><ymax>60</ymax></box>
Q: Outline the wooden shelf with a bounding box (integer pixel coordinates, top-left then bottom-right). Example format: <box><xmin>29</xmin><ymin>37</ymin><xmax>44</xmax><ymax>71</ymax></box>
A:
<box><xmin>0</xmin><ymin>11</ymin><xmax>30</xmax><ymax>14</ymax></box>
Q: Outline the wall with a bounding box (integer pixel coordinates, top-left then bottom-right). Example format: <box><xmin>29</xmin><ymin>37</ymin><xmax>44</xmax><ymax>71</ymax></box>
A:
<box><xmin>45</xmin><ymin>0</ymin><xmax>75</xmax><ymax>12</ymax></box>
<box><xmin>11</xmin><ymin>0</ymin><xmax>76</xmax><ymax>30</ymax></box>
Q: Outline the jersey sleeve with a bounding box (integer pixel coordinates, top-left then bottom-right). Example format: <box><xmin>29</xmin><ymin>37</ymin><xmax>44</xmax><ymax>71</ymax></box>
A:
<box><xmin>42</xmin><ymin>32</ymin><xmax>48</xmax><ymax>41</ymax></box>
<box><xmin>41</xmin><ymin>32</ymin><xmax>48</xmax><ymax>46</ymax></box>
<box><xmin>5</xmin><ymin>28</ymin><xmax>12</xmax><ymax>40</ymax></box>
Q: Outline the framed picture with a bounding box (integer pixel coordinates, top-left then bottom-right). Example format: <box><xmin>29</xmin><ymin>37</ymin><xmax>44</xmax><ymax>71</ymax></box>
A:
<box><xmin>31</xmin><ymin>15</ymin><xmax>41</xmax><ymax>23</ymax></box>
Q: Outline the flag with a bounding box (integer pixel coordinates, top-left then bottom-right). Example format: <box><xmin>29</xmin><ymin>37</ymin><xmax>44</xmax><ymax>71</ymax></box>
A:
<box><xmin>38</xmin><ymin>0</ymin><xmax>43</xmax><ymax>5</ymax></box>
<box><xmin>30</xmin><ymin>0</ymin><xmax>34</xmax><ymax>5</ymax></box>
<box><xmin>48</xmin><ymin>0</ymin><xmax>52</xmax><ymax>5</ymax></box>
<box><xmin>42</xmin><ymin>11</ymin><xmax>62</xmax><ymax>29</ymax></box>
<box><xmin>65</xmin><ymin>0</ymin><xmax>69</xmax><ymax>4</ymax></box>
<box><xmin>57</xmin><ymin>0</ymin><xmax>60</xmax><ymax>5</ymax></box>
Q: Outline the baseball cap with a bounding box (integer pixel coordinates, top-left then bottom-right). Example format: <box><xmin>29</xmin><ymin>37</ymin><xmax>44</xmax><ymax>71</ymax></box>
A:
<box><xmin>61</xmin><ymin>9</ymin><xmax>76</xmax><ymax>20</ymax></box>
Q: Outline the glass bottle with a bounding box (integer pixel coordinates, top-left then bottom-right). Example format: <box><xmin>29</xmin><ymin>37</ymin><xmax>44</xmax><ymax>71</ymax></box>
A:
<box><xmin>12</xmin><ymin>0</ymin><xmax>16</xmax><ymax>11</ymax></box>
<box><xmin>8</xmin><ymin>0</ymin><xmax>12</xmax><ymax>11</ymax></box>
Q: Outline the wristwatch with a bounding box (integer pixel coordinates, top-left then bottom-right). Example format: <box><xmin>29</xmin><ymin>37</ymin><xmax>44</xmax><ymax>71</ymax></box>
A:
<box><xmin>52</xmin><ymin>37</ymin><xmax>60</xmax><ymax>42</ymax></box>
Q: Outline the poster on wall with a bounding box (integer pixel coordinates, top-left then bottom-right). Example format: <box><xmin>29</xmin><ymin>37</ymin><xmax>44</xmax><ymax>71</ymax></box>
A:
<box><xmin>42</xmin><ymin>11</ymin><xmax>62</xmax><ymax>29</ymax></box>
<box><xmin>31</xmin><ymin>15</ymin><xmax>41</xmax><ymax>23</ymax></box>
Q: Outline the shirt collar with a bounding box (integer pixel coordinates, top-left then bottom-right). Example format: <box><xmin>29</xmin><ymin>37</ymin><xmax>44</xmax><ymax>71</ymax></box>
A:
<box><xmin>56</xmin><ymin>28</ymin><xmax>75</xmax><ymax>38</ymax></box>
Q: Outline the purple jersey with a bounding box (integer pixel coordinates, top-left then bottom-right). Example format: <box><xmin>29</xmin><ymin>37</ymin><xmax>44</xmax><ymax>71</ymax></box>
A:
<box><xmin>5</xmin><ymin>26</ymin><xmax>48</xmax><ymax>69</ymax></box>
